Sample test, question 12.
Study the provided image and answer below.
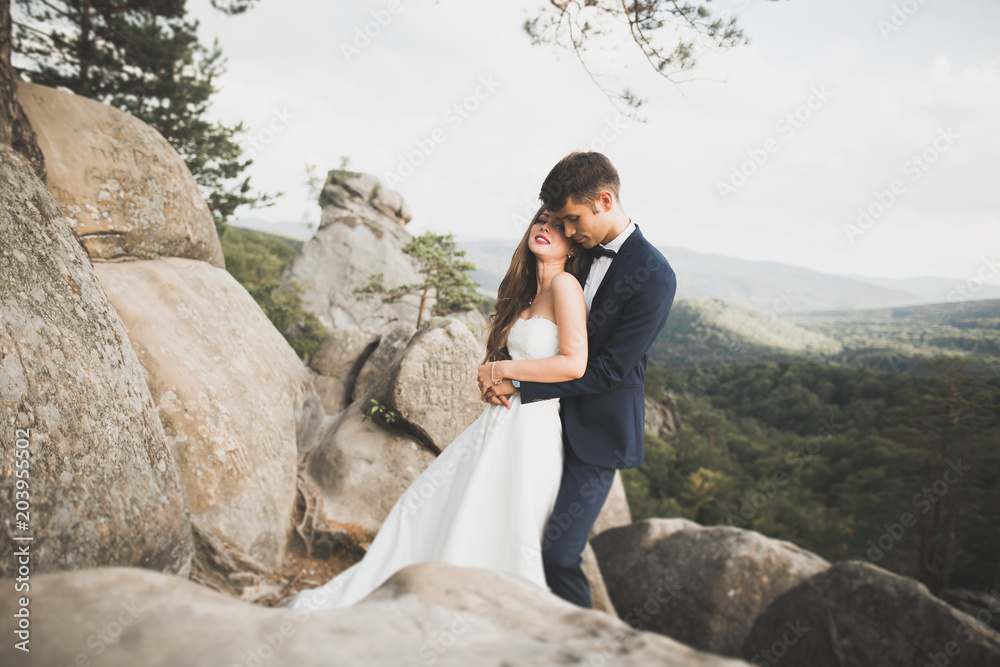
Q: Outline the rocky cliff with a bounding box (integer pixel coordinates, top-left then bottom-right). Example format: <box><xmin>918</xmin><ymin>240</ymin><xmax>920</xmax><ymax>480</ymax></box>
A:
<box><xmin>2</xmin><ymin>72</ymin><xmax>999</xmax><ymax>667</ymax></box>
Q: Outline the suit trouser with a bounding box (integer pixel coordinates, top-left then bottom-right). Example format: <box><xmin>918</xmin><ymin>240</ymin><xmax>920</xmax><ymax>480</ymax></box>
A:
<box><xmin>541</xmin><ymin>440</ymin><xmax>617</xmax><ymax>607</ymax></box>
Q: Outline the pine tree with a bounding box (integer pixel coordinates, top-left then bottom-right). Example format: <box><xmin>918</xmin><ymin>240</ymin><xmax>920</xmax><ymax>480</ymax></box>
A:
<box><xmin>354</xmin><ymin>232</ymin><xmax>487</xmax><ymax>330</ymax></box>
<box><xmin>10</xmin><ymin>0</ymin><xmax>275</xmax><ymax>236</ymax></box>
<box><xmin>887</xmin><ymin>355</ymin><xmax>998</xmax><ymax>592</ymax></box>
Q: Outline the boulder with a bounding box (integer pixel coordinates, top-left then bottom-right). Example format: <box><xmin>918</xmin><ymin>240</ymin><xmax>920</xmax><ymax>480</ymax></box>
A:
<box><xmin>742</xmin><ymin>561</ymin><xmax>1000</xmax><ymax>667</ymax></box>
<box><xmin>645</xmin><ymin>391</ymin><xmax>682</xmax><ymax>438</ymax></box>
<box><xmin>0</xmin><ymin>563</ymin><xmax>753</xmax><ymax>666</ymax></box>
<box><xmin>589</xmin><ymin>469</ymin><xmax>633</xmax><ymax>539</ymax></box>
<box><xmin>370</xmin><ymin>183</ymin><xmax>411</xmax><ymax>223</ymax></box>
<box><xmin>0</xmin><ymin>144</ymin><xmax>193</xmax><ymax>576</ymax></box>
<box><xmin>305</xmin><ymin>397</ymin><xmax>436</xmax><ymax>531</ymax></box>
<box><xmin>352</xmin><ymin>324</ymin><xmax>413</xmax><ymax>399</ymax></box>
<box><xmin>93</xmin><ymin>256</ymin><xmax>323</xmax><ymax>569</ymax></box>
<box><xmin>16</xmin><ymin>81</ymin><xmax>224</xmax><ymax>267</ymax></box>
<box><xmin>307</xmin><ymin>327</ymin><xmax>380</xmax><ymax>413</ymax></box>
<box><xmin>593</xmin><ymin>519</ymin><xmax>830</xmax><ymax>657</ymax></box>
<box><xmin>940</xmin><ymin>588</ymin><xmax>1000</xmax><ymax>634</ymax></box>
<box><xmin>284</xmin><ymin>169</ymin><xmax>425</xmax><ymax>334</ymax></box>
<box><xmin>368</xmin><ymin>317</ymin><xmax>483</xmax><ymax>452</ymax></box>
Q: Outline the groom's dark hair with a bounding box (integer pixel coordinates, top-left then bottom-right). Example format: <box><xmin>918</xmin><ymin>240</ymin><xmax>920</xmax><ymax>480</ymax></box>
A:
<box><xmin>539</xmin><ymin>151</ymin><xmax>621</xmax><ymax>212</ymax></box>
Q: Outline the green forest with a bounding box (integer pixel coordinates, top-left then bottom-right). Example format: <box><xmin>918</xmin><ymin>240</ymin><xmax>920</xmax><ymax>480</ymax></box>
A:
<box><xmin>629</xmin><ymin>356</ymin><xmax>1000</xmax><ymax>595</ymax></box>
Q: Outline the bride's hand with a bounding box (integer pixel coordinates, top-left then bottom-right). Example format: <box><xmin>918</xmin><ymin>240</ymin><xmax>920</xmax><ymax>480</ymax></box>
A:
<box><xmin>477</xmin><ymin>361</ymin><xmax>506</xmax><ymax>395</ymax></box>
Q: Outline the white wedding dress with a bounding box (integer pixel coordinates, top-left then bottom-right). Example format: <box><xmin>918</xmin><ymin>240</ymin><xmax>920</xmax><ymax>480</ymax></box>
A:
<box><xmin>286</xmin><ymin>316</ymin><xmax>565</xmax><ymax>611</ymax></box>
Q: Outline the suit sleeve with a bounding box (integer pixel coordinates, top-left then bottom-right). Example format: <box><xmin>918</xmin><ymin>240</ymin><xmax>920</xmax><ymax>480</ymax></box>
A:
<box><xmin>519</xmin><ymin>259</ymin><xmax>676</xmax><ymax>401</ymax></box>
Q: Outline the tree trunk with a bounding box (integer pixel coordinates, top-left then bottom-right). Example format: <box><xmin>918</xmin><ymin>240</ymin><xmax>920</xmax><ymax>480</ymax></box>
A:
<box><xmin>0</xmin><ymin>0</ymin><xmax>46</xmax><ymax>179</ymax></box>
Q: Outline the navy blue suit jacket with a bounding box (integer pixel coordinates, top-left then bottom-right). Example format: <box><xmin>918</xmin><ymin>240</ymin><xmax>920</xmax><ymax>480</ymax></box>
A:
<box><xmin>519</xmin><ymin>224</ymin><xmax>676</xmax><ymax>469</ymax></box>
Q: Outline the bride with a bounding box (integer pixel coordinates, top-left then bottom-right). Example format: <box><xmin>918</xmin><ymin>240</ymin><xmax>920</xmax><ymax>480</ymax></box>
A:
<box><xmin>285</xmin><ymin>207</ymin><xmax>591</xmax><ymax>612</ymax></box>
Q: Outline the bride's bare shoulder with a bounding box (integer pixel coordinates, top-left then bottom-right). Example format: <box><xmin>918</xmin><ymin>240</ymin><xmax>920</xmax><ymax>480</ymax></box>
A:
<box><xmin>551</xmin><ymin>271</ymin><xmax>583</xmax><ymax>294</ymax></box>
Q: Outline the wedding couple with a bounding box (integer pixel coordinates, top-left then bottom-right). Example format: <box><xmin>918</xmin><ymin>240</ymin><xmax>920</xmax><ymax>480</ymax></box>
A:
<box><xmin>287</xmin><ymin>151</ymin><xmax>677</xmax><ymax>612</ymax></box>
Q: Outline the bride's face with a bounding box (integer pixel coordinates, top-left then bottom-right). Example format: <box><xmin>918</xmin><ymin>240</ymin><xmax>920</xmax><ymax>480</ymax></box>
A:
<box><xmin>527</xmin><ymin>211</ymin><xmax>577</xmax><ymax>261</ymax></box>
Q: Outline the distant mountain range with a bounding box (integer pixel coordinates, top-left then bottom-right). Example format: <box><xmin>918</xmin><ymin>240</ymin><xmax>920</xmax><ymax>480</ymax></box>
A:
<box><xmin>651</xmin><ymin>296</ymin><xmax>1000</xmax><ymax>377</ymax></box>
<box><xmin>230</xmin><ymin>219</ymin><xmax>1000</xmax><ymax>313</ymax></box>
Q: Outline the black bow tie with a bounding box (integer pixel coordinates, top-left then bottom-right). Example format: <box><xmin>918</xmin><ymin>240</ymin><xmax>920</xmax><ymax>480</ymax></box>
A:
<box><xmin>591</xmin><ymin>246</ymin><xmax>617</xmax><ymax>258</ymax></box>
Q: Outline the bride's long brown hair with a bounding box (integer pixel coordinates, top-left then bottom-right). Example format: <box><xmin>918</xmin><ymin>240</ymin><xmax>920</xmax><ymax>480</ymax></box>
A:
<box><xmin>482</xmin><ymin>206</ymin><xmax>591</xmax><ymax>364</ymax></box>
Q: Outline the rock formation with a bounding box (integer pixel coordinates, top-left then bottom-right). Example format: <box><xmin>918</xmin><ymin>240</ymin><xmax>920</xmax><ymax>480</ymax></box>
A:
<box><xmin>282</xmin><ymin>167</ymin><xmax>486</xmax><ymax>340</ymax></box>
<box><xmin>0</xmin><ymin>143</ymin><xmax>193</xmax><ymax>576</ymax></box>
<box><xmin>592</xmin><ymin>519</ymin><xmax>830</xmax><ymax>658</ymax></box>
<box><xmin>307</xmin><ymin>327</ymin><xmax>380</xmax><ymax>413</ymax></box>
<box><xmin>0</xmin><ymin>562</ymin><xmax>752</xmax><ymax>666</ymax></box>
<box><xmin>304</xmin><ymin>397</ymin><xmax>436</xmax><ymax>533</ymax></box>
<box><xmin>645</xmin><ymin>391</ymin><xmax>683</xmax><ymax>438</ymax></box>
<box><xmin>94</xmin><ymin>257</ymin><xmax>324</xmax><ymax>569</ymax></box>
<box><xmin>366</xmin><ymin>317</ymin><xmax>483</xmax><ymax>452</ymax></box>
<box><xmin>283</xmin><ymin>169</ymin><xmax>428</xmax><ymax>334</ymax></box>
<box><xmin>742</xmin><ymin>561</ymin><xmax>1000</xmax><ymax>667</ymax></box>
<box><xmin>16</xmin><ymin>81</ymin><xmax>225</xmax><ymax>267</ymax></box>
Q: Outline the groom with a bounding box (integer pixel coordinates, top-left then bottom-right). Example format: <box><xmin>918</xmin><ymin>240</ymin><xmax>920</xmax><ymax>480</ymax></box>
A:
<box><xmin>484</xmin><ymin>151</ymin><xmax>677</xmax><ymax>608</ymax></box>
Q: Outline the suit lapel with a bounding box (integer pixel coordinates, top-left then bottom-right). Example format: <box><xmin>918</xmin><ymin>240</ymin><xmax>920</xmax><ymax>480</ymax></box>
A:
<box><xmin>590</xmin><ymin>224</ymin><xmax>643</xmax><ymax>313</ymax></box>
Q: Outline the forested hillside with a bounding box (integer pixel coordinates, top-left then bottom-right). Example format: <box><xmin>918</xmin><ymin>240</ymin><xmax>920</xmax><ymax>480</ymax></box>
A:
<box><xmin>632</xmin><ymin>357</ymin><xmax>1000</xmax><ymax>593</ymax></box>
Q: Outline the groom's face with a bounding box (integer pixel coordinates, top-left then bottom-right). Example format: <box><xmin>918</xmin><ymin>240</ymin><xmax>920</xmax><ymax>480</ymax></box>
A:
<box><xmin>549</xmin><ymin>194</ymin><xmax>610</xmax><ymax>249</ymax></box>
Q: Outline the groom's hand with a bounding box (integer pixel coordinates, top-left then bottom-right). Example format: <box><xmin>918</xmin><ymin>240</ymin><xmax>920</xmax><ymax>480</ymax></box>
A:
<box><xmin>482</xmin><ymin>379</ymin><xmax>516</xmax><ymax>410</ymax></box>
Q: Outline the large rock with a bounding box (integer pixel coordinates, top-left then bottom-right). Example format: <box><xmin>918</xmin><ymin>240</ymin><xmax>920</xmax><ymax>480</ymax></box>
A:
<box><xmin>93</xmin><ymin>257</ymin><xmax>323</xmax><ymax>569</ymax></box>
<box><xmin>284</xmin><ymin>169</ymin><xmax>424</xmax><ymax>334</ymax></box>
<box><xmin>593</xmin><ymin>519</ymin><xmax>830</xmax><ymax>657</ymax></box>
<box><xmin>368</xmin><ymin>317</ymin><xmax>483</xmax><ymax>452</ymax></box>
<box><xmin>940</xmin><ymin>588</ymin><xmax>1000</xmax><ymax>634</ymax></box>
<box><xmin>0</xmin><ymin>144</ymin><xmax>193</xmax><ymax>576</ymax></box>
<box><xmin>305</xmin><ymin>397</ymin><xmax>436</xmax><ymax>531</ymax></box>
<box><xmin>352</xmin><ymin>323</ymin><xmax>413</xmax><ymax>399</ymax></box>
<box><xmin>645</xmin><ymin>391</ymin><xmax>682</xmax><ymax>438</ymax></box>
<box><xmin>286</xmin><ymin>167</ymin><xmax>490</xmax><ymax>343</ymax></box>
<box><xmin>0</xmin><ymin>562</ymin><xmax>753</xmax><ymax>666</ymax></box>
<box><xmin>16</xmin><ymin>80</ymin><xmax>224</xmax><ymax>267</ymax></box>
<box><xmin>742</xmin><ymin>561</ymin><xmax>1000</xmax><ymax>667</ymax></box>
<box><xmin>307</xmin><ymin>327</ymin><xmax>380</xmax><ymax>413</ymax></box>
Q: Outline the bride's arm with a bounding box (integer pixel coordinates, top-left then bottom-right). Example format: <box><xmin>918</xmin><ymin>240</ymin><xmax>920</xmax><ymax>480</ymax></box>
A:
<box><xmin>490</xmin><ymin>272</ymin><xmax>587</xmax><ymax>383</ymax></box>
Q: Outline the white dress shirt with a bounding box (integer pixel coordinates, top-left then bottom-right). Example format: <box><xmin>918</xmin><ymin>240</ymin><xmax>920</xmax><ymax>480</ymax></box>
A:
<box><xmin>583</xmin><ymin>220</ymin><xmax>635</xmax><ymax>313</ymax></box>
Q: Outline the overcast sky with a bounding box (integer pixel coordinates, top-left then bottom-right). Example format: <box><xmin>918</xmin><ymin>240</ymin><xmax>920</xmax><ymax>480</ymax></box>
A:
<box><xmin>189</xmin><ymin>0</ymin><xmax>1000</xmax><ymax>284</ymax></box>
